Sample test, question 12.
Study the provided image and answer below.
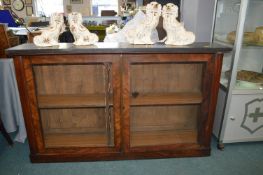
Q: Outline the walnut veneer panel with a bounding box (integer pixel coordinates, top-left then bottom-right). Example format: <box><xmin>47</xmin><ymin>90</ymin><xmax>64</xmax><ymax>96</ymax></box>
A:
<box><xmin>131</xmin><ymin>130</ymin><xmax>198</xmax><ymax>147</ymax></box>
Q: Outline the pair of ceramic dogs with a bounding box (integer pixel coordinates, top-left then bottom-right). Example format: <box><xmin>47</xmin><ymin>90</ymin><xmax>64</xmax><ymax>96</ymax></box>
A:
<box><xmin>34</xmin><ymin>2</ymin><xmax>195</xmax><ymax>47</ymax></box>
<box><xmin>126</xmin><ymin>2</ymin><xmax>195</xmax><ymax>45</ymax></box>
<box><xmin>33</xmin><ymin>12</ymin><xmax>98</xmax><ymax>46</ymax></box>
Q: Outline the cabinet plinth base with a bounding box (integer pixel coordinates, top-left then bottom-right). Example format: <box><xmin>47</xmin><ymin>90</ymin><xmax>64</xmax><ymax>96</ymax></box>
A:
<box><xmin>30</xmin><ymin>148</ymin><xmax>210</xmax><ymax>163</ymax></box>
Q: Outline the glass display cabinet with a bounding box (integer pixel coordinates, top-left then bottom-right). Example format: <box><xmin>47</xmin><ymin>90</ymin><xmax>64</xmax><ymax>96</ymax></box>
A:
<box><xmin>212</xmin><ymin>0</ymin><xmax>263</xmax><ymax>149</ymax></box>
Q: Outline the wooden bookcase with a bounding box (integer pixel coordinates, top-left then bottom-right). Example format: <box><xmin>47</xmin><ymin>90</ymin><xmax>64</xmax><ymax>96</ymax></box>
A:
<box><xmin>7</xmin><ymin>43</ymin><xmax>230</xmax><ymax>162</ymax></box>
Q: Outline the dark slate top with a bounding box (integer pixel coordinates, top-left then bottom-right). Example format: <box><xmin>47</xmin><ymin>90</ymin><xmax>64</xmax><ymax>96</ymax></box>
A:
<box><xmin>6</xmin><ymin>42</ymin><xmax>232</xmax><ymax>56</ymax></box>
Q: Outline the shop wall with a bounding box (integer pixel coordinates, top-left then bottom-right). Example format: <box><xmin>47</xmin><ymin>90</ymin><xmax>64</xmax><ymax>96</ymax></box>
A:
<box><xmin>63</xmin><ymin>0</ymin><xmax>91</xmax><ymax>16</ymax></box>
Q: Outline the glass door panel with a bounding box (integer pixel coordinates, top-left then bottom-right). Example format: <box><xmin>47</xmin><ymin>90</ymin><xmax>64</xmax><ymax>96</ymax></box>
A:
<box><xmin>130</xmin><ymin>105</ymin><xmax>200</xmax><ymax>147</ymax></box>
<box><xmin>213</xmin><ymin>0</ymin><xmax>241</xmax><ymax>89</ymax></box>
<box><xmin>129</xmin><ymin>62</ymin><xmax>203</xmax><ymax>147</ymax></box>
<box><xmin>40</xmin><ymin>108</ymin><xmax>114</xmax><ymax>148</ymax></box>
<box><xmin>33</xmin><ymin>64</ymin><xmax>114</xmax><ymax>148</ymax></box>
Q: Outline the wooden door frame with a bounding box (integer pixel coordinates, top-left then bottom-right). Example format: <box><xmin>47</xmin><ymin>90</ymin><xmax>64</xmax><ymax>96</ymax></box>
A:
<box><xmin>14</xmin><ymin>54</ymin><xmax>122</xmax><ymax>162</ymax></box>
<box><xmin>121</xmin><ymin>53</ymin><xmax>221</xmax><ymax>155</ymax></box>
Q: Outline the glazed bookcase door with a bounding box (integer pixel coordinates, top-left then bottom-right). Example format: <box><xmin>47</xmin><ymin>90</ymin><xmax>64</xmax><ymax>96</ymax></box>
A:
<box><xmin>122</xmin><ymin>54</ymin><xmax>220</xmax><ymax>153</ymax></box>
<box><xmin>20</xmin><ymin>55</ymin><xmax>121</xmax><ymax>154</ymax></box>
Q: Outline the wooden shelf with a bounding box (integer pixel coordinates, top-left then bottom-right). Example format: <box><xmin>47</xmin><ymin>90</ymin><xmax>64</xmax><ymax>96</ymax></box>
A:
<box><xmin>130</xmin><ymin>92</ymin><xmax>202</xmax><ymax>106</ymax></box>
<box><xmin>131</xmin><ymin>130</ymin><xmax>198</xmax><ymax>147</ymax></box>
<box><xmin>38</xmin><ymin>92</ymin><xmax>202</xmax><ymax>108</ymax></box>
<box><xmin>38</xmin><ymin>94</ymin><xmax>113</xmax><ymax>108</ymax></box>
<box><xmin>44</xmin><ymin>133</ymin><xmax>109</xmax><ymax>148</ymax></box>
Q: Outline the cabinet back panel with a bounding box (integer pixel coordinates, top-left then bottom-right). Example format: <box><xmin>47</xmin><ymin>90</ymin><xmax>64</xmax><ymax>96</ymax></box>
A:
<box><xmin>40</xmin><ymin>108</ymin><xmax>114</xmax><ymax>134</ymax></box>
<box><xmin>33</xmin><ymin>64</ymin><xmax>112</xmax><ymax>95</ymax></box>
<box><xmin>131</xmin><ymin>105</ymin><xmax>199</xmax><ymax>131</ymax></box>
<box><xmin>130</xmin><ymin>105</ymin><xmax>199</xmax><ymax>147</ymax></box>
<box><xmin>131</xmin><ymin>63</ymin><xmax>203</xmax><ymax>93</ymax></box>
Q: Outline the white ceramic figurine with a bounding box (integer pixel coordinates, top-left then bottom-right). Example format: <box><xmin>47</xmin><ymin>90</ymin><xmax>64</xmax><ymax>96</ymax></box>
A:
<box><xmin>104</xmin><ymin>10</ymin><xmax>159</xmax><ymax>43</ymax></box>
<box><xmin>68</xmin><ymin>12</ymin><xmax>98</xmax><ymax>45</ymax></box>
<box><xmin>126</xmin><ymin>2</ymin><xmax>162</xmax><ymax>44</ymax></box>
<box><xmin>162</xmin><ymin>3</ymin><xmax>195</xmax><ymax>45</ymax></box>
<box><xmin>33</xmin><ymin>13</ymin><xmax>65</xmax><ymax>47</ymax></box>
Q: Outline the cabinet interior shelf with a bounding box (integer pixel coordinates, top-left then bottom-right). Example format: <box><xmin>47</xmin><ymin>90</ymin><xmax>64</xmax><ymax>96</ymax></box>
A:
<box><xmin>130</xmin><ymin>92</ymin><xmax>202</xmax><ymax>106</ymax></box>
<box><xmin>131</xmin><ymin>130</ymin><xmax>198</xmax><ymax>147</ymax></box>
<box><xmin>44</xmin><ymin>130</ymin><xmax>198</xmax><ymax>148</ymax></box>
<box><xmin>38</xmin><ymin>92</ymin><xmax>202</xmax><ymax>108</ymax></box>
<box><xmin>38</xmin><ymin>94</ymin><xmax>113</xmax><ymax>108</ymax></box>
<box><xmin>44</xmin><ymin>133</ymin><xmax>109</xmax><ymax>148</ymax></box>
<box><xmin>214</xmin><ymin>39</ymin><xmax>263</xmax><ymax>49</ymax></box>
<box><xmin>214</xmin><ymin>39</ymin><xmax>234</xmax><ymax>48</ymax></box>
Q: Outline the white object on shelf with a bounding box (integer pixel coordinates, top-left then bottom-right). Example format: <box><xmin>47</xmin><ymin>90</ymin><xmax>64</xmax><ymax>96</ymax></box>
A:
<box><xmin>82</xmin><ymin>16</ymin><xmax>121</xmax><ymax>26</ymax></box>
<box><xmin>235</xmin><ymin>80</ymin><xmax>263</xmax><ymax>89</ymax></box>
<box><xmin>8</xmin><ymin>27</ymin><xmax>38</xmax><ymax>36</ymax></box>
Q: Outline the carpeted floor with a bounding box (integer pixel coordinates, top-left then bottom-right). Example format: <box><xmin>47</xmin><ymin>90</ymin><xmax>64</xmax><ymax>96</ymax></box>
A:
<box><xmin>0</xmin><ymin>134</ymin><xmax>262</xmax><ymax>175</ymax></box>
